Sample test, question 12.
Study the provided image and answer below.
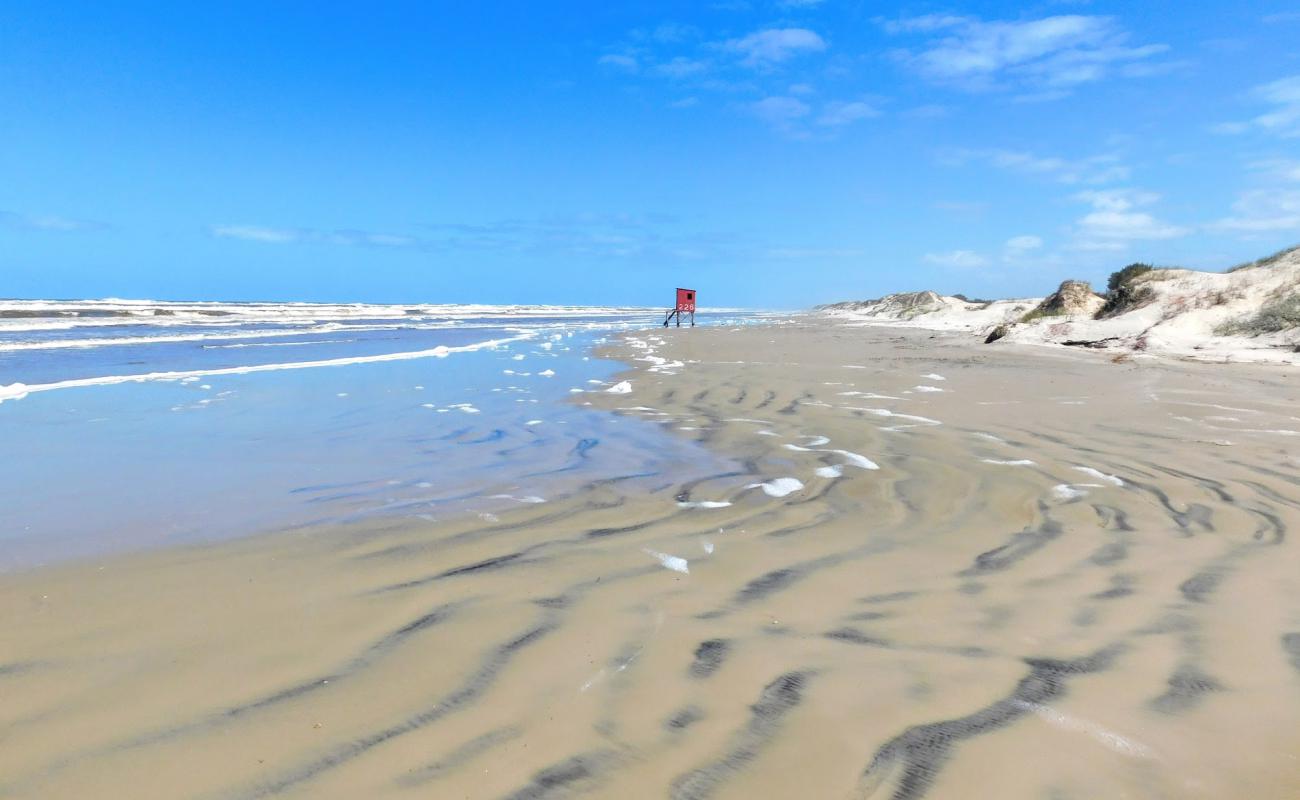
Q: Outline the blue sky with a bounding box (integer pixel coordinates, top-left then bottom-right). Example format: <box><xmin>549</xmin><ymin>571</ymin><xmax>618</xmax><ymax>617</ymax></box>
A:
<box><xmin>2</xmin><ymin>1</ymin><xmax>1298</xmax><ymax>308</ymax></box>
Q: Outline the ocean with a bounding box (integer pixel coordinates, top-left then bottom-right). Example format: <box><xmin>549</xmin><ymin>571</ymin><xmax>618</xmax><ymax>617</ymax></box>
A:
<box><xmin>0</xmin><ymin>299</ymin><xmax>768</xmax><ymax>569</ymax></box>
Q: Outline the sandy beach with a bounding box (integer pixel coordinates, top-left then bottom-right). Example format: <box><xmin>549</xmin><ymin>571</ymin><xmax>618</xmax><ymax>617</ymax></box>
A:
<box><xmin>4</xmin><ymin>318</ymin><xmax>1300</xmax><ymax>799</ymax></box>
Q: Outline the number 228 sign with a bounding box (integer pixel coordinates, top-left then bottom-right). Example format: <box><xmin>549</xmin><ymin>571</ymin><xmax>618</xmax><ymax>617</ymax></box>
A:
<box><xmin>676</xmin><ymin>288</ymin><xmax>695</xmax><ymax>312</ymax></box>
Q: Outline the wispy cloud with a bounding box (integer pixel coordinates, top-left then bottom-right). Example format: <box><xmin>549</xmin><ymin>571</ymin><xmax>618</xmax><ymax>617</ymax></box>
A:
<box><xmin>879</xmin><ymin>14</ymin><xmax>968</xmax><ymax>35</ymax></box>
<box><xmin>1214</xmin><ymin>74</ymin><xmax>1300</xmax><ymax>138</ymax></box>
<box><xmin>0</xmin><ymin>211</ymin><xmax>105</xmax><ymax>232</ymax></box>
<box><xmin>597</xmin><ymin>53</ymin><xmax>639</xmax><ymax>72</ymax></box>
<box><xmin>764</xmin><ymin>246</ymin><xmax>864</xmax><ymax>259</ymax></box>
<box><xmin>654</xmin><ymin>56</ymin><xmax>709</xmax><ymax>79</ymax></box>
<box><xmin>1247</xmin><ymin>158</ymin><xmax>1300</xmax><ymax>183</ymax></box>
<box><xmin>1003</xmin><ymin>234</ymin><xmax>1044</xmax><ymax>261</ymax></box>
<box><xmin>208</xmin><ymin>214</ymin><xmax>861</xmax><ymax>263</ymax></box>
<box><xmin>1211</xmin><ymin>190</ymin><xmax>1300</xmax><ymax>233</ymax></box>
<box><xmin>639</xmin><ymin>22</ymin><xmax>701</xmax><ymax>44</ymax></box>
<box><xmin>596</xmin><ymin>22</ymin><xmax>863</xmax><ymax>136</ymax></box>
<box><xmin>817</xmin><ymin>100</ymin><xmax>880</xmax><ymax>127</ymax></box>
<box><xmin>1070</xmin><ymin>189</ymin><xmax>1189</xmax><ymax>248</ymax></box>
<box><xmin>209</xmin><ymin>224</ymin><xmax>301</xmax><ymax>244</ymax></box>
<box><xmin>884</xmin><ymin>14</ymin><xmax>1168</xmax><ymax>96</ymax></box>
<box><xmin>723</xmin><ymin>28</ymin><xmax>827</xmax><ymax>68</ymax></box>
<box><xmin>749</xmin><ymin>94</ymin><xmax>880</xmax><ymax>137</ymax></box>
<box><xmin>940</xmin><ymin>148</ymin><xmax>1129</xmax><ymax>185</ymax></box>
<box><xmin>750</xmin><ymin>95</ymin><xmax>811</xmax><ymax>127</ymax></box>
<box><xmin>924</xmin><ymin>249</ymin><xmax>989</xmax><ymax>268</ymax></box>
<box><xmin>209</xmin><ymin>224</ymin><xmax>416</xmax><ymax>247</ymax></box>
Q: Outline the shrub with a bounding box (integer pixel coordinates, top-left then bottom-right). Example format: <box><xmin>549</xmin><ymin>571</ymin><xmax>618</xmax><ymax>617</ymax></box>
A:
<box><xmin>1215</xmin><ymin>294</ymin><xmax>1300</xmax><ymax>336</ymax></box>
<box><xmin>1096</xmin><ymin>285</ymin><xmax>1156</xmax><ymax>319</ymax></box>
<box><xmin>1106</xmin><ymin>263</ymin><xmax>1154</xmax><ymax>293</ymax></box>
<box><xmin>1095</xmin><ymin>263</ymin><xmax>1157</xmax><ymax>319</ymax></box>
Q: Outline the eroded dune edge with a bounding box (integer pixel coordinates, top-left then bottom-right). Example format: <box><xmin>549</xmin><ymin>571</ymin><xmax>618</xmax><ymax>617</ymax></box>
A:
<box><xmin>3</xmin><ymin>320</ymin><xmax>1300</xmax><ymax>799</ymax></box>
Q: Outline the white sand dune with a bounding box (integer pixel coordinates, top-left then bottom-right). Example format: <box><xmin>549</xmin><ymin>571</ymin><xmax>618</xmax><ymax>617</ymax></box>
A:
<box><xmin>820</xmin><ymin>245</ymin><xmax>1300</xmax><ymax>363</ymax></box>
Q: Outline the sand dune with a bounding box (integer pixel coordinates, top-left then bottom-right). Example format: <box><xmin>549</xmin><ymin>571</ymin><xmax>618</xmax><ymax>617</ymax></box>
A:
<box><xmin>821</xmin><ymin>245</ymin><xmax>1300</xmax><ymax>364</ymax></box>
<box><xmin>3</xmin><ymin>322</ymin><xmax>1300</xmax><ymax>798</ymax></box>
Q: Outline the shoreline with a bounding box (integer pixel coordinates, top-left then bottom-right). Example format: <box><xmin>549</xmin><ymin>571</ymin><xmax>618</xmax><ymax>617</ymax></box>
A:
<box><xmin>0</xmin><ymin>316</ymin><xmax>756</xmax><ymax>573</ymax></box>
<box><xmin>4</xmin><ymin>318</ymin><xmax>1300</xmax><ymax>798</ymax></box>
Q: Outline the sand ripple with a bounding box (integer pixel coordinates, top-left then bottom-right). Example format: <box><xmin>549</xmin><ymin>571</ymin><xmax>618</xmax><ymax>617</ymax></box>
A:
<box><xmin>2</xmin><ymin>323</ymin><xmax>1300</xmax><ymax>799</ymax></box>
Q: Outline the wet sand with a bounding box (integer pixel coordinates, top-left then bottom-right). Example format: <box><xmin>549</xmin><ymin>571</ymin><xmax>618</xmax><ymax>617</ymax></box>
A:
<box><xmin>4</xmin><ymin>319</ymin><xmax>1300</xmax><ymax>799</ymax></box>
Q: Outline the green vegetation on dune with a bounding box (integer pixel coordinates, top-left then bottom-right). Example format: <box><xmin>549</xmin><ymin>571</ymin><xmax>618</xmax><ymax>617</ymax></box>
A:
<box><xmin>1225</xmin><ymin>245</ymin><xmax>1300</xmax><ymax>273</ymax></box>
<box><xmin>1106</xmin><ymin>263</ymin><xmax>1154</xmax><ymax>292</ymax></box>
<box><xmin>1216</xmin><ymin>294</ymin><xmax>1300</xmax><ymax>336</ymax></box>
<box><xmin>1096</xmin><ymin>263</ymin><xmax>1157</xmax><ymax>319</ymax></box>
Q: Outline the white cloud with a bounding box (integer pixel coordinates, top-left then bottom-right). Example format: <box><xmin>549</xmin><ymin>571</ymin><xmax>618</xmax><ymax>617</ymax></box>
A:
<box><xmin>1005</xmin><ymin>234</ymin><xmax>1043</xmax><ymax>252</ymax></box>
<box><xmin>1075</xmin><ymin>189</ymin><xmax>1160</xmax><ymax>212</ymax></box>
<box><xmin>1212</xmin><ymin>189</ymin><xmax>1300</xmax><ymax>232</ymax></box>
<box><xmin>763</xmin><ymin>246</ymin><xmax>864</xmax><ymax>259</ymax></box>
<box><xmin>0</xmin><ymin>211</ymin><xmax>104</xmax><ymax>232</ymax></box>
<box><xmin>654</xmin><ymin>56</ymin><xmax>709</xmax><ymax>79</ymax></box>
<box><xmin>924</xmin><ymin>249</ymin><xmax>989</xmax><ymax>268</ymax></box>
<box><xmin>1215</xmin><ymin>75</ymin><xmax>1300</xmax><ymax>138</ymax></box>
<box><xmin>942</xmin><ymin>148</ymin><xmax>1128</xmax><ymax>185</ymax></box>
<box><xmin>209</xmin><ymin>225</ymin><xmax>417</xmax><ymax>247</ymax></box>
<box><xmin>886</xmin><ymin>14</ymin><xmax>1167</xmax><ymax>95</ymax></box>
<box><xmin>355</xmin><ymin>233</ymin><xmax>418</xmax><ymax>247</ymax></box>
<box><xmin>1071</xmin><ymin>189</ymin><xmax>1189</xmax><ymax>243</ymax></box>
<box><xmin>1248</xmin><ymin>158</ymin><xmax>1300</xmax><ymax>182</ymax></box>
<box><xmin>1250</xmin><ymin>75</ymin><xmax>1300</xmax><ymax>137</ymax></box>
<box><xmin>724</xmin><ymin>28</ymin><xmax>827</xmax><ymax>68</ymax></box>
<box><xmin>646</xmin><ymin>23</ymin><xmax>700</xmax><ymax>44</ymax></box>
<box><xmin>750</xmin><ymin>95</ymin><xmax>811</xmax><ymax>125</ymax></box>
<box><xmin>598</xmin><ymin>54</ymin><xmax>639</xmax><ymax>71</ymax></box>
<box><xmin>816</xmin><ymin>100</ymin><xmax>879</xmax><ymax>127</ymax></box>
<box><xmin>880</xmin><ymin>14</ymin><xmax>967</xmax><ymax>34</ymax></box>
<box><xmin>1003</xmin><ymin>234</ymin><xmax>1044</xmax><ymax>263</ymax></box>
<box><xmin>1210</xmin><ymin>121</ymin><xmax>1250</xmax><ymax>135</ymax></box>
<box><xmin>209</xmin><ymin>224</ymin><xmax>302</xmax><ymax>243</ymax></box>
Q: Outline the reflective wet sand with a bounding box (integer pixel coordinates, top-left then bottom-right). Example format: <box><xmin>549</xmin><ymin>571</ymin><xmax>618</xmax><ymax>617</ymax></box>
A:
<box><xmin>3</xmin><ymin>321</ymin><xmax>1300</xmax><ymax>799</ymax></box>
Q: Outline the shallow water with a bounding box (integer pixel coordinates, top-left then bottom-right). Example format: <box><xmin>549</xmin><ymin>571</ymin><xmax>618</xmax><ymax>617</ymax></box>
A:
<box><xmin>0</xmin><ymin>301</ymin><xmax>764</xmax><ymax>568</ymax></box>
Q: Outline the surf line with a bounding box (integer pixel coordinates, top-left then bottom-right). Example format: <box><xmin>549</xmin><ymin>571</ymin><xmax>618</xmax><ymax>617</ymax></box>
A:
<box><xmin>0</xmin><ymin>333</ymin><xmax>536</xmax><ymax>403</ymax></box>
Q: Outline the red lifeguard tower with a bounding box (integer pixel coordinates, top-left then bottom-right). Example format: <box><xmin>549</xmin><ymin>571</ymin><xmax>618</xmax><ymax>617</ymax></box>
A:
<box><xmin>663</xmin><ymin>288</ymin><xmax>696</xmax><ymax>327</ymax></box>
